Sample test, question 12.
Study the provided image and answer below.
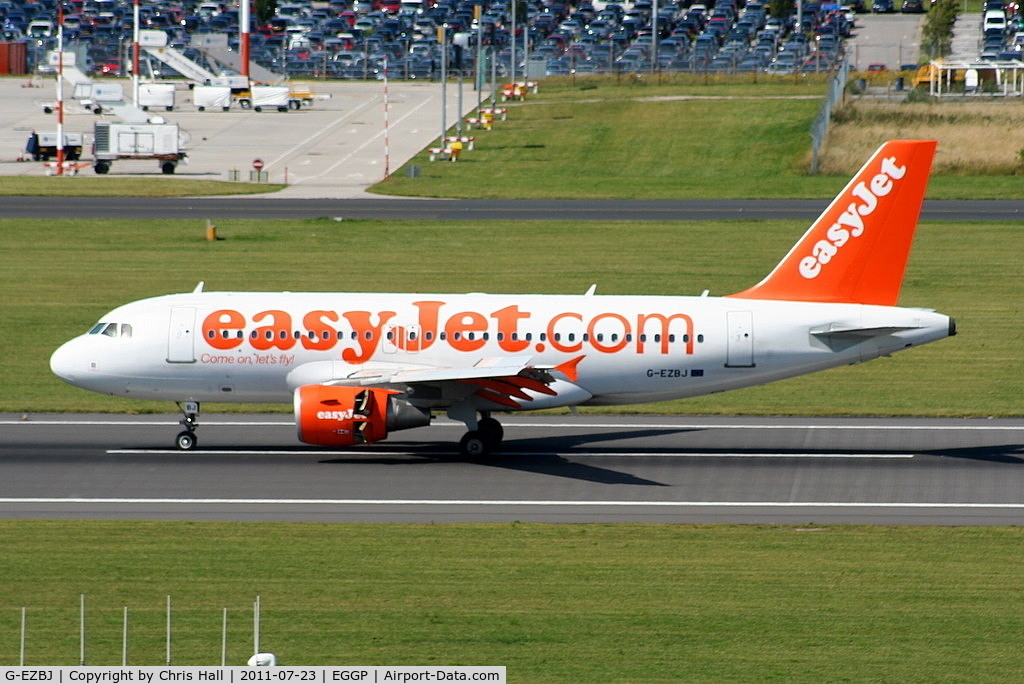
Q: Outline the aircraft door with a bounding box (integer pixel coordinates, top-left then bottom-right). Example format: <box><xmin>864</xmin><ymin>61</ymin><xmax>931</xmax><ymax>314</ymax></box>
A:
<box><xmin>725</xmin><ymin>310</ymin><xmax>755</xmax><ymax>368</ymax></box>
<box><xmin>167</xmin><ymin>307</ymin><xmax>197</xmax><ymax>363</ymax></box>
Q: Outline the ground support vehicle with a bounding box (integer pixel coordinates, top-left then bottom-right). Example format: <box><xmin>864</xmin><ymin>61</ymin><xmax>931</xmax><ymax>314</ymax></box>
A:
<box><xmin>25</xmin><ymin>131</ymin><xmax>84</xmax><ymax>161</ymax></box>
<box><xmin>193</xmin><ymin>85</ymin><xmax>233</xmax><ymax>111</ymax></box>
<box><xmin>138</xmin><ymin>83</ymin><xmax>176</xmax><ymax>112</ymax></box>
<box><xmin>234</xmin><ymin>85</ymin><xmax>290</xmax><ymax>112</ymax></box>
<box><xmin>92</xmin><ymin>121</ymin><xmax>187</xmax><ymax>175</ymax></box>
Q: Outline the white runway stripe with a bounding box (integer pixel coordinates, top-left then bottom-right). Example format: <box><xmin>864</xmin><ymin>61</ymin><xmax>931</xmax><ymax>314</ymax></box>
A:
<box><xmin>0</xmin><ymin>498</ymin><xmax>1022</xmax><ymax>509</ymax></box>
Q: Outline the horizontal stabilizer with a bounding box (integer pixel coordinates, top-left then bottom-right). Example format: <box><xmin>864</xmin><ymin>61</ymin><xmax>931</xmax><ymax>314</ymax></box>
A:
<box><xmin>810</xmin><ymin>323</ymin><xmax>919</xmax><ymax>339</ymax></box>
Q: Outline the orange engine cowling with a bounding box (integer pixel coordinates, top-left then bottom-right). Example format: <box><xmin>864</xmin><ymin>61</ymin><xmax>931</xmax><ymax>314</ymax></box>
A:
<box><xmin>294</xmin><ymin>385</ymin><xmax>431</xmax><ymax>447</ymax></box>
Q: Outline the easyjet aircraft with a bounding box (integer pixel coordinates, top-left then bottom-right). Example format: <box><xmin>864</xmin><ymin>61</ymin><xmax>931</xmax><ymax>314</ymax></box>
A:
<box><xmin>51</xmin><ymin>140</ymin><xmax>955</xmax><ymax>456</ymax></box>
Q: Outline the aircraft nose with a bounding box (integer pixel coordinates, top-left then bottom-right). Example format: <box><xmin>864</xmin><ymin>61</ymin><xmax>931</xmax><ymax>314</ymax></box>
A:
<box><xmin>50</xmin><ymin>339</ymin><xmax>85</xmax><ymax>386</ymax></box>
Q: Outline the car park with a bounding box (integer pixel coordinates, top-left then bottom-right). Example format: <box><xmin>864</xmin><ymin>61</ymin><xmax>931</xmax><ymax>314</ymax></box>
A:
<box><xmin>0</xmin><ymin>0</ymin><xmax>870</xmax><ymax>81</ymax></box>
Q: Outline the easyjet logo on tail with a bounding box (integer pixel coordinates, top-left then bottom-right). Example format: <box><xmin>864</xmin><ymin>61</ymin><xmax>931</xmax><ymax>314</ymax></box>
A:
<box><xmin>799</xmin><ymin>155</ymin><xmax>907</xmax><ymax>280</ymax></box>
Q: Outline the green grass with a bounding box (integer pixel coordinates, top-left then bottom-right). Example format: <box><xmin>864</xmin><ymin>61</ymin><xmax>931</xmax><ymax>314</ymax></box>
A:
<box><xmin>1</xmin><ymin>521</ymin><xmax>1023</xmax><ymax>679</ymax></box>
<box><xmin>373</xmin><ymin>79</ymin><xmax>1024</xmax><ymax>200</ymax></box>
<box><xmin>0</xmin><ymin>177</ymin><xmax>284</xmax><ymax>196</ymax></box>
<box><xmin>374</xmin><ymin>81</ymin><xmax>831</xmax><ymax>199</ymax></box>
<box><xmin>2</xmin><ymin>217</ymin><xmax>1021</xmax><ymax>416</ymax></box>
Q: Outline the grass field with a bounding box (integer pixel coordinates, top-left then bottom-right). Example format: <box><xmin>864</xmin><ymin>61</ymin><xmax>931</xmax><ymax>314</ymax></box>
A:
<box><xmin>0</xmin><ymin>177</ymin><xmax>283</xmax><ymax>196</ymax></box>
<box><xmin>3</xmin><ymin>217</ymin><xmax>1021</xmax><ymax>416</ymax></box>
<box><xmin>2</xmin><ymin>521</ymin><xmax>1024</xmax><ymax>679</ymax></box>
<box><xmin>372</xmin><ymin>79</ymin><xmax>1024</xmax><ymax>200</ymax></box>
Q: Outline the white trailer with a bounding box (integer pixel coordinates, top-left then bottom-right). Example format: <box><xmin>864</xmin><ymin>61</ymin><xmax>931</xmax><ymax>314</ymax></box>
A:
<box><xmin>193</xmin><ymin>85</ymin><xmax>232</xmax><ymax>111</ymax></box>
<box><xmin>138</xmin><ymin>83</ymin><xmax>176</xmax><ymax>111</ymax></box>
<box><xmin>236</xmin><ymin>85</ymin><xmax>290</xmax><ymax>112</ymax></box>
<box><xmin>92</xmin><ymin>120</ymin><xmax>187</xmax><ymax>175</ymax></box>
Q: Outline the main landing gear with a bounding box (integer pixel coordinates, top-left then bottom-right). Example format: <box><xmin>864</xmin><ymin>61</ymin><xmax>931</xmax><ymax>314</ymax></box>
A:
<box><xmin>458</xmin><ymin>413</ymin><xmax>504</xmax><ymax>459</ymax></box>
<box><xmin>175</xmin><ymin>401</ymin><xmax>200</xmax><ymax>450</ymax></box>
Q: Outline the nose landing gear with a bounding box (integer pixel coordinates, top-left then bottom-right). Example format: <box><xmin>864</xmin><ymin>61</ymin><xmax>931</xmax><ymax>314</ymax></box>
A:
<box><xmin>175</xmin><ymin>401</ymin><xmax>200</xmax><ymax>450</ymax></box>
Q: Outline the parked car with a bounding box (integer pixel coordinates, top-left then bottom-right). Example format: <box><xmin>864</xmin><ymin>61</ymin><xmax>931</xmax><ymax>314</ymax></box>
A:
<box><xmin>99</xmin><ymin>59</ymin><xmax>122</xmax><ymax>76</ymax></box>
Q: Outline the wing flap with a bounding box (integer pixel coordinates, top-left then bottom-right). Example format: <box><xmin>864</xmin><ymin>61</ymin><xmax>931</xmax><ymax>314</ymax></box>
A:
<box><xmin>286</xmin><ymin>355</ymin><xmax>588</xmax><ymax>410</ymax></box>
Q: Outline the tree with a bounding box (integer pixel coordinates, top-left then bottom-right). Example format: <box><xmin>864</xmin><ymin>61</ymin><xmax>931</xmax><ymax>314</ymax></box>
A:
<box><xmin>254</xmin><ymin>0</ymin><xmax>277</xmax><ymax>25</ymax></box>
<box><xmin>921</xmin><ymin>0</ymin><xmax>959</xmax><ymax>59</ymax></box>
<box><xmin>769</xmin><ymin>0</ymin><xmax>793</xmax><ymax>20</ymax></box>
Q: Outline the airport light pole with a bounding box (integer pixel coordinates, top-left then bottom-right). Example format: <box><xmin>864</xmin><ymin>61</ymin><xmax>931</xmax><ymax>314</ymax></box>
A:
<box><xmin>240</xmin><ymin>0</ymin><xmax>250</xmax><ymax>80</ymax></box>
<box><xmin>56</xmin><ymin>3</ymin><xmax>64</xmax><ymax>176</ymax></box>
<box><xmin>439</xmin><ymin>24</ymin><xmax>447</xmax><ymax>147</ymax></box>
<box><xmin>510</xmin><ymin>0</ymin><xmax>516</xmax><ymax>85</ymax></box>
<box><xmin>132</xmin><ymin>0</ymin><xmax>140</xmax><ymax>105</ymax></box>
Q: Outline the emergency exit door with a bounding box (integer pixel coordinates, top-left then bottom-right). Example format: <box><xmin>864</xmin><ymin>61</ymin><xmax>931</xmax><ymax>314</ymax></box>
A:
<box><xmin>725</xmin><ymin>311</ymin><xmax>754</xmax><ymax>368</ymax></box>
<box><xmin>167</xmin><ymin>307</ymin><xmax>197</xmax><ymax>363</ymax></box>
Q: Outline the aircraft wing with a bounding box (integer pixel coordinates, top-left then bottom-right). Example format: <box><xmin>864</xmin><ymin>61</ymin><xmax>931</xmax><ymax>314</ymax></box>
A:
<box><xmin>286</xmin><ymin>355</ymin><xmax>587</xmax><ymax>410</ymax></box>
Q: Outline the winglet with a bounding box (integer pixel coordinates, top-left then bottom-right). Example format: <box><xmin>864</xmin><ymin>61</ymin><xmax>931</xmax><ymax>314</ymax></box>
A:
<box><xmin>553</xmin><ymin>355</ymin><xmax>585</xmax><ymax>382</ymax></box>
<box><xmin>728</xmin><ymin>140</ymin><xmax>937</xmax><ymax>306</ymax></box>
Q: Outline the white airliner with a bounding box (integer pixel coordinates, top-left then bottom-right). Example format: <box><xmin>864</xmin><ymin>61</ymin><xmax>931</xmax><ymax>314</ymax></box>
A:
<box><xmin>51</xmin><ymin>140</ymin><xmax>955</xmax><ymax>456</ymax></box>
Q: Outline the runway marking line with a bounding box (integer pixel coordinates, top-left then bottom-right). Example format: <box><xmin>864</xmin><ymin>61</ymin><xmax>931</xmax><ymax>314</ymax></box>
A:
<box><xmin>0</xmin><ymin>498</ymin><xmax>1022</xmax><ymax>509</ymax></box>
<box><xmin>105</xmin><ymin>449</ymin><xmax>915</xmax><ymax>459</ymax></box>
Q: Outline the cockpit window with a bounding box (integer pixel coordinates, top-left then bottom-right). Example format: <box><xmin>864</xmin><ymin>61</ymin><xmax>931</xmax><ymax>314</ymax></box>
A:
<box><xmin>89</xmin><ymin>322</ymin><xmax>124</xmax><ymax>338</ymax></box>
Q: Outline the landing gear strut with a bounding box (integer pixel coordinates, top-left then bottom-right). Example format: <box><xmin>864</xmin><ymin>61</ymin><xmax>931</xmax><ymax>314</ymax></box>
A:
<box><xmin>458</xmin><ymin>413</ymin><xmax>504</xmax><ymax>458</ymax></box>
<box><xmin>175</xmin><ymin>401</ymin><xmax>200</xmax><ymax>450</ymax></box>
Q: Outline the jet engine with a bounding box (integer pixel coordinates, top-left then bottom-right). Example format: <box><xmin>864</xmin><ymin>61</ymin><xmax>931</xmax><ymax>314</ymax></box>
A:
<box><xmin>295</xmin><ymin>385</ymin><xmax>431</xmax><ymax>447</ymax></box>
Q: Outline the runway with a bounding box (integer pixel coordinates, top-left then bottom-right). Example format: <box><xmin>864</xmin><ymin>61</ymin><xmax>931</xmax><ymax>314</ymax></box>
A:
<box><xmin>2</xmin><ymin>196</ymin><xmax>1023</xmax><ymax>221</ymax></box>
<box><xmin>3</xmin><ymin>414</ymin><xmax>1022</xmax><ymax>525</ymax></box>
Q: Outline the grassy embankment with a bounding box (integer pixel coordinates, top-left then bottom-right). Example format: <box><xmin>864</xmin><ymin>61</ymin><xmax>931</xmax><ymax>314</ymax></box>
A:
<box><xmin>1</xmin><ymin>521</ymin><xmax>1023</xmax><ymax>679</ymax></box>
<box><xmin>373</xmin><ymin>78</ymin><xmax>1024</xmax><ymax>199</ymax></box>
<box><xmin>0</xmin><ymin>176</ymin><xmax>283</xmax><ymax>196</ymax></box>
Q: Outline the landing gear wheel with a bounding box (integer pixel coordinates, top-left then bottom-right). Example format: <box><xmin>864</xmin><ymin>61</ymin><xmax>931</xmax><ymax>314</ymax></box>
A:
<box><xmin>176</xmin><ymin>401</ymin><xmax>200</xmax><ymax>450</ymax></box>
<box><xmin>176</xmin><ymin>430</ymin><xmax>197</xmax><ymax>450</ymax></box>
<box><xmin>477</xmin><ymin>417</ymin><xmax>504</xmax><ymax>450</ymax></box>
<box><xmin>459</xmin><ymin>431</ymin><xmax>490</xmax><ymax>459</ymax></box>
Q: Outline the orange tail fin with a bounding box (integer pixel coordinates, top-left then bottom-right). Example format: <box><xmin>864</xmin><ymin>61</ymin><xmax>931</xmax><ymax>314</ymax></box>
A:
<box><xmin>729</xmin><ymin>140</ymin><xmax>937</xmax><ymax>306</ymax></box>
